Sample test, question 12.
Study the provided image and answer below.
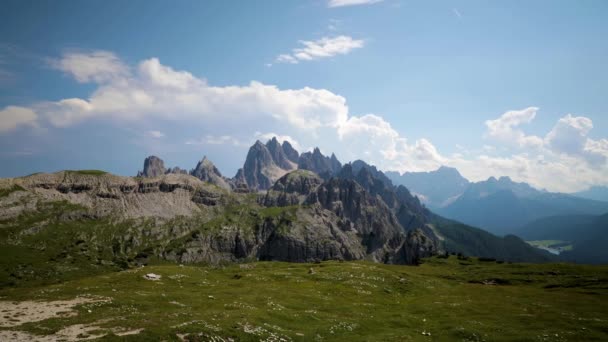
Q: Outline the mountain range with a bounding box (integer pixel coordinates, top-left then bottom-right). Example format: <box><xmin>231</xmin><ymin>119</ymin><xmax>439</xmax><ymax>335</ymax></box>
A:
<box><xmin>0</xmin><ymin>138</ymin><xmax>553</xmax><ymax>287</ymax></box>
<box><xmin>573</xmin><ymin>186</ymin><xmax>608</xmax><ymax>202</ymax></box>
<box><xmin>388</xmin><ymin>166</ymin><xmax>608</xmax><ymax>263</ymax></box>
<box><xmin>386</xmin><ymin>166</ymin><xmax>470</xmax><ymax>208</ymax></box>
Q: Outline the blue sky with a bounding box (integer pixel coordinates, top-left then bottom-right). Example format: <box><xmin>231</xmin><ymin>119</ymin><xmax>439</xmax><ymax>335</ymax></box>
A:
<box><xmin>1</xmin><ymin>0</ymin><xmax>607</xmax><ymax>192</ymax></box>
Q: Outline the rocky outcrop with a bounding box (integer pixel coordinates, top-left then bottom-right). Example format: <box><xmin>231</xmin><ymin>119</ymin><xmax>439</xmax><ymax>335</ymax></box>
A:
<box><xmin>138</xmin><ymin>156</ymin><xmax>166</xmax><ymax>177</ymax></box>
<box><xmin>298</xmin><ymin>148</ymin><xmax>342</xmax><ymax>179</ymax></box>
<box><xmin>167</xmin><ymin>167</ymin><xmax>188</xmax><ymax>175</ymax></box>
<box><xmin>282</xmin><ymin>141</ymin><xmax>299</xmax><ymax>164</ymax></box>
<box><xmin>3</xmin><ymin>171</ymin><xmax>226</xmax><ymax>219</ymax></box>
<box><xmin>190</xmin><ymin>157</ymin><xmax>231</xmax><ymax>190</ymax></box>
<box><xmin>138</xmin><ymin>156</ymin><xmax>188</xmax><ymax>177</ymax></box>
<box><xmin>338</xmin><ymin>162</ymin><xmax>430</xmax><ymax>232</ymax></box>
<box><xmin>234</xmin><ymin>139</ymin><xmax>298</xmax><ymax>191</ymax></box>
<box><xmin>305</xmin><ymin>177</ymin><xmax>436</xmax><ymax>262</ymax></box>
<box><xmin>266</xmin><ymin>137</ymin><xmax>294</xmax><ymax>170</ymax></box>
<box><xmin>261</xmin><ymin>170</ymin><xmax>323</xmax><ymax>207</ymax></box>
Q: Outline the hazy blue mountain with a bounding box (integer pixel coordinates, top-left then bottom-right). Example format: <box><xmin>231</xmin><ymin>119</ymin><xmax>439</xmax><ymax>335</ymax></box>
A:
<box><xmin>515</xmin><ymin>213</ymin><xmax>608</xmax><ymax>264</ymax></box>
<box><xmin>559</xmin><ymin>213</ymin><xmax>608</xmax><ymax>264</ymax></box>
<box><xmin>385</xmin><ymin>166</ymin><xmax>469</xmax><ymax>208</ymax></box>
<box><xmin>514</xmin><ymin>214</ymin><xmax>598</xmax><ymax>242</ymax></box>
<box><xmin>572</xmin><ymin>186</ymin><xmax>608</xmax><ymax>202</ymax></box>
<box><xmin>436</xmin><ymin>176</ymin><xmax>608</xmax><ymax>236</ymax></box>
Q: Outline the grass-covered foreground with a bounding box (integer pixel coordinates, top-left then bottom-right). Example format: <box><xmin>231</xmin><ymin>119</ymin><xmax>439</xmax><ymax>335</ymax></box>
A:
<box><xmin>1</xmin><ymin>256</ymin><xmax>607</xmax><ymax>341</ymax></box>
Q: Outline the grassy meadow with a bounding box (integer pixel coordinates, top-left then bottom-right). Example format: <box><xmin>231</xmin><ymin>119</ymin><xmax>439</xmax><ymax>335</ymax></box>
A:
<box><xmin>1</xmin><ymin>256</ymin><xmax>607</xmax><ymax>341</ymax></box>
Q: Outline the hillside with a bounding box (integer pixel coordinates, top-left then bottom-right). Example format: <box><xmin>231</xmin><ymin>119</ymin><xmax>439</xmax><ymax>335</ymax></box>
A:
<box><xmin>1</xmin><ymin>257</ymin><xmax>607</xmax><ymax>341</ymax></box>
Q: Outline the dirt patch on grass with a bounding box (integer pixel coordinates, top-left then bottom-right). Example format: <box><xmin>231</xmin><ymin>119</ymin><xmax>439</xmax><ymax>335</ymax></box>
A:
<box><xmin>0</xmin><ymin>323</ymin><xmax>144</xmax><ymax>341</ymax></box>
<box><xmin>0</xmin><ymin>296</ymin><xmax>109</xmax><ymax>327</ymax></box>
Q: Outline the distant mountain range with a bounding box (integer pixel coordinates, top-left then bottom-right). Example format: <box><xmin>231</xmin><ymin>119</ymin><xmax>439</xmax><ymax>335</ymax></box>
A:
<box><xmin>573</xmin><ymin>186</ymin><xmax>608</xmax><ymax>202</ymax></box>
<box><xmin>386</xmin><ymin>166</ymin><xmax>469</xmax><ymax>208</ymax></box>
<box><xmin>388</xmin><ymin>167</ymin><xmax>608</xmax><ymax>237</ymax></box>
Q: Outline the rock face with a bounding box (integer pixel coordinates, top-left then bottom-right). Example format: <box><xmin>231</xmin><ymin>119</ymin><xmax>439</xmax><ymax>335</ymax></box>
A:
<box><xmin>234</xmin><ymin>139</ymin><xmax>298</xmax><ymax>191</ymax></box>
<box><xmin>260</xmin><ymin>169</ymin><xmax>438</xmax><ymax>263</ymax></box>
<box><xmin>304</xmin><ymin>177</ymin><xmax>436</xmax><ymax>263</ymax></box>
<box><xmin>298</xmin><ymin>148</ymin><xmax>342</xmax><ymax>179</ymax></box>
<box><xmin>338</xmin><ymin>162</ymin><xmax>429</xmax><ymax>233</ymax></box>
<box><xmin>0</xmin><ymin>169</ymin><xmax>437</xmax><ymax>266</ymax></box>
<box><xmin>138</xmin><ymin>156</ymin><xmax>166</xmax><ymax>177</ymax></box>
<box><xmin>167</xmin><ymin>167</ymin><xmax>188</xmax><ymax>175</ymax></box>
<box><xmin>138</xmin><ymin>156</ymin><xmax>188</xmax><ymax>178</ymax></box>
<box><xmin>282</xmin><ymin>140</ymin><xmax>299</xmax><ymax>164</ymax></box>
<box><xmin>266</xmin><ymin>137</ymin><xmax>294</xmax><ymax>170</ymax></box>
<box><xmin>190</xmin><ymin>157</ymin><xmax>231</xmax><ymax>190</ymax></box>
<box><xmin>261</xmin><ymin>170</ymin><xmax>323</xmax><ymax>207</ymax></box>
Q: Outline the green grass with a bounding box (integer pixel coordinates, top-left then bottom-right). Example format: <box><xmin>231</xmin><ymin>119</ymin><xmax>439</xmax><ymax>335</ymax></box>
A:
<box><xmin>0</xmin><ymin>184</ymin><xmax>25</xmax><ymax>198</ymax></box>
<box><xmin>0</xmin><ymin>200</ymin><xmax>164</xmax><ymax>288</ymax></box>
<box><xmin>0</xmin><ymin>257</ymin><xmax>607</xmax><ymax>341</ymax></box>
<box><xmin>65</xmin><ymin>170</ymin><xmax>108</xmax><ymax>176</ymax></box>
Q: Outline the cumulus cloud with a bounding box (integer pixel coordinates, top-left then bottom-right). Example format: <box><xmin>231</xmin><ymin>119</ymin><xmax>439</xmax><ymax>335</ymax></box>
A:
<box><xmin>484</xmin><ymin>107</ymin><xmax>543</xmax><ymax>148</ymax></box>
<box><xmin>3</xmin><ymin>51</ymin><xmax>608</xmax><ymax>192</ymax></box>
<box><xmin>456</xmin><ymin>108</ymin><xmax>608</xmax><ymax>191</ymax></box>
<box><xmin>0</xmin><ymin>106</ymin><xmax>38</xmax><ymax>133</ymax></box>
<box><xmin>484</xmin><ymin>108</ymin><xmax>606</xmax><ymax>166</ymax></box>
<box><xmin>50</xmin><ymin>50</ymin><xmax>129</xmax><ymax>83</ymax></box>
<box><xmin>275</xmin><ymin>36</ymin><xmax>364</xmax><ymax>64</ymax></box>
<box><xmin>328</xmin><ymin>0</ymin><xmax>383</xmax><ymax>8</ymax></box>
<box><xmin>37</xmin><ymin>52</ymin><xmax>351</xmax><ymax>131</ymax></box>
<box><xmin>545</xmin><ymin>114</ymin><xmax>607</xmax><ymax>166</ymax></box>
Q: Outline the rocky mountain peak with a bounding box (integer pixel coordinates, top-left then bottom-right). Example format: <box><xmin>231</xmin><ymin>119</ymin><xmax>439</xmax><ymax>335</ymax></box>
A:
<box><xmin>282</xmin><ymin>140</ymin><xmax>299</xmax><ymax>163</ymax></box>
<box><xmin>191</xmin><ymin>156</ymin><xmax>231</xmax><ymax>190</ymax></box>
<box><xmin>138</xmin><ymin>156</ymin><xmax>166</xmax><ymax>177</ymax></box>
<box><xmin>261</xmin><ymin>170</ymin><xmax>323</xmax><ymax>207</ymax></box>
<box><xmin>266</xmin><ymin>137</ymin><xmax>295</xmax><ymax>170</ymax></box>
<box><xmin>235</xmin><ymin>137</ymin><xmax>298</xmax><ymax>191</ymax></box>
<box><xmin>138</xmin><ymin>156</ymin><xmax>191</xmax><ymax>178</ymax></box>
<box><xmin>298</xmin><ymin>147</ymin><xmax>342</xmax><ymax>179</ymax></box>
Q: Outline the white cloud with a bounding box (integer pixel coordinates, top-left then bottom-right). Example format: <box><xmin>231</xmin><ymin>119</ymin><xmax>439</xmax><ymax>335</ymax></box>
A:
<box><xmin>328</xmin><ymin>0</ymin><xmax>383</xmax><ymax>8</ymax></box>
<box><xmin>484</xmin><ymin>107</ymin><xmax>544</xmax><ymax>148</ymax></box>
<box><xmin>38</xmin><ymin>51</ymin><xmax>350</xmax><ymax>131</ymax></box>
<box><xmin>146</xmin><ymin>130</ymin><xmax>165</xmax><ymax>138</ymax></box>
<box><xmin>275</xmin><ymin>36</ymin><xmax>364</xmax><ymax>64</ymax></box>
<box><xmin>448</xmin><ymin>109</ymin><xmax>608</xmax><ymax>191</ymax></box>
<box><xmin>50</xmin><ymin>50</ymin><xmax>129</xmax><ymax>83</ymax></box>
<box><xmin>5</xmin><ymin>51</ymin><xmax>608</xmax><ymax>192</ymax></box>
<box><xmin>545</xmin><ymin>114</ymin><xmax>592</xmax><ymax>155</ymax></box>
<box><xmin>336</xmin><ymin>113</ymin><xmax>445</xmax><ymax>171</ymax></box>
<box><xmin>545</xmin><ymin>114</ymin><xmax>607</xmax><ymax>166</ymax></box>
<box><xmin>0</xmin><ymin>106</ymin><xmax>38</xmax><ymax>133</ymax></box>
